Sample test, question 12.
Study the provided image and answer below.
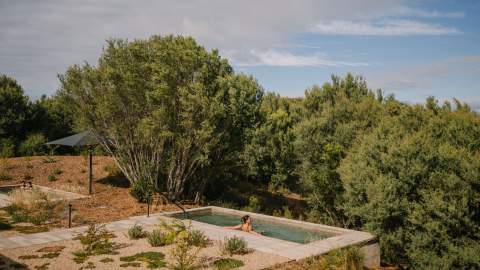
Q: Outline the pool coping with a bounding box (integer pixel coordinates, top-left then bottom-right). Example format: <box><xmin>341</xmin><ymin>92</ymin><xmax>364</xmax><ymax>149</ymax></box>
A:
<box><xmin>160</xmin><ymin>206</ymin><xmax>379</xmax><ymax>266</ymax></box>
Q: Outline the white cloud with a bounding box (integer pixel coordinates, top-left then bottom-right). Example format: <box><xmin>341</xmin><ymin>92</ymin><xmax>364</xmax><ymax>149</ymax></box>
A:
<box><xmin>393</xmin><ymin>7</ymin><xmax>464</xmax><ymax>18</ymax></box>
<box><xmin>232</xmin><ymin>50</ymin><xmax>369</xmax><ymax>67</ymax></box>
<box><xmin>310</xmin><ymin>19</ymin><xmax>460</xmax><ymax>36</ymax></box>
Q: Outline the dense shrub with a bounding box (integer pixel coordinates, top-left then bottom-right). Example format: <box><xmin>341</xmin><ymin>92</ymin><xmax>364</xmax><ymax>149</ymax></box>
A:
<box><xmin>129</xmin><ymin>179</ymin><xmax>153</xmax><ymax>203</ymax></box>
<box><xmin>212</xmin><ymin>258</ymin><xmax>244</xmax><ymax>270</ymax></box>
<box><xmin>72</xmin><ymin>224</ymin><xmax>117</xmax><ymax>263</ymax></box>
<box><xmin>340</xmin><ymin>105</ymin><xmax>480</xmax><ymax>269</ymax></box>
<box><xmin>187</xmin><ymin>229</ymin><xmax>210</xmax><ymax>247</ymax></box>
<box><xmin>18</xmin><ymin>133</ymin><xmax>46</xmax><ymax>156</ymax></box>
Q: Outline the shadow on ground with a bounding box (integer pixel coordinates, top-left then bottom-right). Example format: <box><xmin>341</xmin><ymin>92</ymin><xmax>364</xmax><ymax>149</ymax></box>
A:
<box><xmin>0</xmin><ymin>253</ymin><xmax>30</xmax><ymax>269</ymax></box>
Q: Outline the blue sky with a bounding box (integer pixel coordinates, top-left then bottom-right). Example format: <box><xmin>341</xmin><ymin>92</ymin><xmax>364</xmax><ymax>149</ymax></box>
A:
<box><xmin>1</xmin><ymin>0</ymin><xmax>479</xmax><ymax>109</ymax></box>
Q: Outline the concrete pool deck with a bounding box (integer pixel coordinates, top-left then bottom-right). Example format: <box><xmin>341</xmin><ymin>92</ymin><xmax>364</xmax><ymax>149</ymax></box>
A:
<box><xmin>0</xmin><ymin>206</ymin><xmax>380</xmax><ymax>268</ymax></box>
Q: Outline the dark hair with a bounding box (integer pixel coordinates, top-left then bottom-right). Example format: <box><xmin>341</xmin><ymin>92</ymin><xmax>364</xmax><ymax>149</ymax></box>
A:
<box><xmin>241</xmin><ymin>215</ymin><xmax>250</xmax><ymax>224</ymax></box>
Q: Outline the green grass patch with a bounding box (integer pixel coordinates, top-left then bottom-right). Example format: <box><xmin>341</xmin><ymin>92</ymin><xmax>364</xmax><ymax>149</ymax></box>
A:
<box><xmin>213</xmin><ymin>258</ymin><xmax>245</xmax><ymax>270</ymax></box>
<box><xmin>14</xmin><ymin>225</ymin><xmax>49</xmax><ymax>234</ymax></box>
<box><xmin>34</xmin><ymin>263</ymin><xmax>50</xmax><ymax>270</ymax></box>
<box><xmin>40</xmin><ymin>252</ymin><xmax>60</xmax><ymax>259</ymax></box>
<box><xmin>119</xmin><ymin>262</ymin><xmax>141</xmax><ymax>267</ymax></box>
<box><xmin>99</xmin><ymin>257</ymin><xmax>114</xmax><ymax>263</ymax></box>
<box><xmin>120</xmin><ymin>252</ymin><xmax>166</xmax><ymax>269</ymax></box>
<box><xmin>18</xmin><ymin>254</ymin><xmax>39</xmax><ymax>260</ymax></box>
<box><xmin>36</xmin><ymin>246</ymin><xmax>65</xmax><ymax>253</ymax></box>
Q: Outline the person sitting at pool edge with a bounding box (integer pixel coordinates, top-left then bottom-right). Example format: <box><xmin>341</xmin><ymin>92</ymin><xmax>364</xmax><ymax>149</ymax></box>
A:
<box><xmin>225</xmin><ymin>215</ymin><xmax>262</xmax><ymax>236</ymax></box>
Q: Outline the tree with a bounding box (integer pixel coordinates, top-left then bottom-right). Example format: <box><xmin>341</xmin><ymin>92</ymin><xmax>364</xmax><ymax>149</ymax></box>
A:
<box><xmin>59</xmin><ymin>35</ymin><xmax>262</xmax><ymax>199</ymax></box>
<box><xmin>339</xmin><ymin>103</ymin><xmax>480</xmax><ymax>269</ymax></box>
<box><xmin>0</xmin><ymin>75</ymin><xmax>29</xmax><ymax>154</ymax></box>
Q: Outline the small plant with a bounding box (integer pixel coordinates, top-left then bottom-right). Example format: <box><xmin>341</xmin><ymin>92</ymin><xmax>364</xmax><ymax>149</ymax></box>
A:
<box><xmin>52</xmin><ymin>168</ymin><xmax>63</xmax><ymax>175</ymax></box>
<box><xmin>99</xmin><ymin>257</ymin><xmax>114</xmax><ymax>263</ymax></box>
<box><xmin>36</xmin><ymin>246</ymin><xmax>65</xmax><ymax>253</ymax></box>
<box><xmin>42</xmin><ymin>146</ymin><xmax>57</xmax><ymax>163</ymax></box>
<box><xmin>187</xmin><ymin>229</ymin><xmax>210</xmax><ymax>247</ymax></box>
<box><xmin>242</xmin><ymin>196</ymin><xmax>261</xmax><ymax>213</ymax></box>
<box><xmin>34</xmin><ymin>263</ymin><xmax>50</xmax><ymax>270</ymax></box>
<box><xmin>18</xmin><ymin>254</ymin><xmax>39</xmax><ymax>260</ymax></box>
<box><xmin>82</xmin><ymin>262</ymin><xmax>96</xmax><ymax>269</ymax></box>
<box><xmin>103</xmin><ymin>164</ymin><xmax>122</xmax><ymax>177</ymax></box>
<box><xmin>129</xmin><ymin>179</ymin><xmax>153</xmax><ymax>203</ymax></box>
<box><xmin>147</xmin><ymin>229</ymin><xmax>167</xmax><ymax>247</ymax></box>
<box><xmin>47</xmin><ymin>174</ymin><xmax>57</xmax><ymax>181</ymax></box>
<box><xmin>14</xmin><ymin>225</ymin><xmax>49</xmax><ymax>234</ymax></box>
<box><xmin>127</xmin><ymin>224</ymin><xmax>146</xmax><ymax>239</ymax></box>
<box><xmin>220</xmin><ymin>236</ymin><xmax>249</xmax><ymax>256</ymax></box>
<box><xmin>212</xmin><ymin>258</ymin><xmax>244</xmax><ymax>270</ymax></box>
<box><xmin>169</xmin><ymin>230</ymin><xmax>203</xmax><ymax>270</ymax></box>
<box><xmin>0</xmin><ymin>171</ymin><xmax>12</xmax><ymax>181</ymax></box>
<box><xmin>72</xmin><ymin>224</ymin><xmax>118</xmax><ymax>263</ymax></box>
<box><xmin>120</xmin><ymin>262</ymin><xmax>141</xmax><ymax>267</ymax></box>
<box><xmin>307</xmin><ymin>246</ymin><xmax>364</xmax><ymax>270</ymax></box>
<box><xmin>120</xmin><ymin>252</ymin><xmax>166</xmax><ymax>268</ymax></box>
<box><xmin>40</xmin><ymin>252</ymin><xmax>60</xmax><ymax>258</ymax></box>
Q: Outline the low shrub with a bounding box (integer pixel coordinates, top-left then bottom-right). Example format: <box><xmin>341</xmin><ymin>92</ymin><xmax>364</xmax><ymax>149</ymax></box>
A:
<box><xmin>127</xmin><ymin>224</ymin><xmax>146</xmax><ymax>239</ymax></box>
<box><xmin>212</xmin><ymin>258</ymin><xmax>244</xmax><ymax>270</ymax></box>
<box><xmin>120</xmin><ymin>252</ymin><xmax>166</xmax><ymax>268</ymax></box>
<box><xmin>306</xmin><ymin>246</ymin><xmax>364</xmax><ymax>270</ymax></box>
<box><xmin>129</xmin><ymin>179</ymin><xmax>153</xmax><ymax>203</ymax></box>
<box><xmin>220</xmin><ymin>236</ymin><xmax>249</xmax><ymax>256</ymax></box>
<box><xmin>40</xmin><ymin>252</ymin><xmax>60</xmax><ymax>258</ymax></box>
<box><xmin>19</xmin><ymin>133</ymin><xmax>46</xmax><ymax>156</ymax></box>
<box><xmin>241</xmin><ymin>196</ymin><xmax>261</xmax><ymax>213</ymax></box>
<box><xmin>0</xmin><ymin>171</ymin><xmax>12</xmax><ymax>181</ymax></box>
<box><xmin>72</xmin><ymin>224</ymin><xmax>118</xmax><ymax>264</ymax></box>
<box><xmin>14</xmin><ymin>225</ymin><xmax>49</xmax><ymax>234</ymax></box>
<box><xmin>147</xmin><ymin>229</ymin><xmax>167</xmax><ymax>247</ymax></box>
<box><xmin>36</xmin><ymin>246</ymin><xmax>65</xmax><ymax>253</ymax></box>
<box><xmin>170</xmin><ymin>230</ymin><xmax>203</xmax><ymax>270</ymax></box>
<box><xmin>187</xmin><ymin>229</ymin><xmax>210</xmax><ymax>247</ymax></box>
<box><xmin>157</xmin><ymin>220</ymin><xmax>187</xmax><ymax>245</ymax></box>
<box><xmin>34</xmin><ymin>262</ymin><xmax>50</xmax><ymax>270</ymax></box>
<box><xmin>119</xmin><ymin>262</ymin><xmax>141</xmax><ymax>267</ymax></box>
<box><xmin>47</xmin><ymin>174</ymin><xmax>57</xmax><ymax>182</ymax></box>
<box><xmin>52</xmin><ymin>168</ymin><xmax>63</xmax><ymax>175</ymax></box>
<box><xmin>18</xmin><ymin>254</ymin><xmax>39</xmax><ymax>260</ymax></box>
<box><xmin>103</xmin><ymin>164</ymin><xmax>123</xmax><ymax>177</ymax></box>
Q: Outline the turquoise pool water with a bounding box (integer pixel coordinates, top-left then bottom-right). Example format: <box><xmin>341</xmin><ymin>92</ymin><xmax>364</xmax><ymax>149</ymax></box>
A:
<box><xmin>175</xmin><ymin>212</ymin><xmax>331</xmax><ymax>244</ymax></box>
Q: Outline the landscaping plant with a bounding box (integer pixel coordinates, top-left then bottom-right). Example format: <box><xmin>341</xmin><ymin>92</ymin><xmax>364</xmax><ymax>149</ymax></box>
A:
<box><xmin>72</xmin><ymin>224</ymin><xmax>117</xmax><ymax>263</ymax></box>
<box><xmin>220</xmin><ymin>236</ymin><xmax>249</xmax><ymax>256</ymax></box>
<box><xmin>127</xmin><ymin>223</ymin><xmax>147</xmax><ymax>239</ymax></box>
<box><xmin>212</xmin><ymin>258</ymin><xmax>244</xmax><ymax>270</ymax></box>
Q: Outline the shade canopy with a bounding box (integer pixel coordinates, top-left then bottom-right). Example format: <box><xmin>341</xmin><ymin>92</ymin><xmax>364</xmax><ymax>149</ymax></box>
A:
<box><xmin>46</xmin><ymin>130</ymin><xmax>98</xmax><ymax>147</ymax></box>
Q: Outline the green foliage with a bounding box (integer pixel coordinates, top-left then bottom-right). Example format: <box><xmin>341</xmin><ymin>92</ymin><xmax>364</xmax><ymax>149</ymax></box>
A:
<box><xmin>59</xmin><ymin>35</ymin><xmax>263</xmax><ymax>200</ymax></box>
<box><xmin>306</xmin><ymin>246</ymin><xmax>364</xmax><ymax>270</ymax></box>
<box><xmin>0</xmin><ymin>75</ymin><xmax>29</xmax><ymax>147</ymax></box>
<box><xmin>99</xmin><ymin>257</ymin><xmax>114</xmax><ymax>263</ymax></box>
<box><xmin>72</xmin><ymin>224</ymin><xmax>117</xmax><ymax>262</ymax></box>
<box><xmin>120</xmin><ymin>252</ymin><xmax>166</xmax><ymax>268</ymax></box>
<box><xmin>0</xmin><ymin>218</ymin><xmax>12</xmax><ymax>230</ymax></box>
<box><xmin>34</xmin><ymin>263</ymin><xmax>50</xmax><ymax>270</ymax></box>
<box><xmin>47</xmin><ymin>174</ymin><xmax>57</xmax><ymax>182</ymax></box>
<box><xmin>241</xmin><ymin>196</ymin><xmax>262</xmax><ymax>213</ymax></box>
<box><xmin>19</xmin><ymin>133</ymin><xmax>46</xmax><ymax>156</ymax></box>
<box><xmin>147</xmin><ymin>229</ymin><xmax>167</xmax><ymax>247</ymax></box>
<box><xmin>18</xmin><ymin>254</ymin><xmax>39</xmax><ymax>260</ymax></box>
<box><xmin>187</xmin><ymin>229</ymin><xmax>210</xmax><ymax>247</ymax></box>
<box><xmin>127</xmin><ymin>224</ymin><xmax>147</xmax><ymax>239</ymax></box>
<box><xmin>129</xmin><ymin>179</ymin><xmax>153</xmax><ymax>203</ymax></box>
<box><xmin>119</xmin><ymin>262</ymin><xmax>141</xmax><ymax>267</ymax></box>
<box><xmin>212</xmin><ymin>258</ymin><xmax>244</xmax><ymax>270</ymax></box>
<box><xmin>220</xmin><ymin>236</ymin><xmax>249</xmax><ymax>256</ymax></box>
<box><xmin>52</xmin><ymin>168</ymin><xmax>63</xmax><ymax>175</ymax></box>
<box><xmin>169</xmin><ymin>229</ymin><xmax>203</xmax><ymax>270</ymax></box>
<box><xmin>339</xmin><ymin>102</ymin><xmax>480</xmax><ymax>269</ymax></box>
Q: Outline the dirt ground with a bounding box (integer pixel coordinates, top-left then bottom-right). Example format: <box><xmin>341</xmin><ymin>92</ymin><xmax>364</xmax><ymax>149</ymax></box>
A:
<box><xmin>0</xmin><ymin>156</ymin><xmax>196</xmax><ymax>229</ymax></box>
<box><xmin>0</xmin><ymin>229</ymin><xmax>290</xmax><ymax>270</ymax></box>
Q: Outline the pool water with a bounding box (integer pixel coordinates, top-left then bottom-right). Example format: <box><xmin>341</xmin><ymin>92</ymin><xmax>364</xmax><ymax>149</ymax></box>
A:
<box><xmin>176</xmin><ymin>212</ymin><xmax>331</xmax><ymax>244</ymax></box>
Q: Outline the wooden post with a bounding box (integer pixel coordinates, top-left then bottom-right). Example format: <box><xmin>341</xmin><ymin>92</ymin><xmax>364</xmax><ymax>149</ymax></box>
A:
<box><xmin>147</xmin><ymin>196</ymin><xmax>151</xmax><ymax>218</ymax></box>
<box><xmin>68</xmin><ymin>204</ymin><xmax>72</xmax><ymax>228</ymax></box>
<box><xmin>88</xmin><ymin>146</ymin><xmax>93</xmax><ymax>195</ymax></box>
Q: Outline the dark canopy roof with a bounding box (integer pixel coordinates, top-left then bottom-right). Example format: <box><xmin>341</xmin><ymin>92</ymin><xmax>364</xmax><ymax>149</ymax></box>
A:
<box><xmin>46</xmin><ymin>130</ymin><xmax>98</xmax><ymax>147</ymax></box>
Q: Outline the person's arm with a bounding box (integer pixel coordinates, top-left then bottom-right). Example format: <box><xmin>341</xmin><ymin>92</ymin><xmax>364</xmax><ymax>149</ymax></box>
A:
<box><xmin>224</xmin><ymin>224</ymin><xmax>242</xmax><ymax>230</ymax></box>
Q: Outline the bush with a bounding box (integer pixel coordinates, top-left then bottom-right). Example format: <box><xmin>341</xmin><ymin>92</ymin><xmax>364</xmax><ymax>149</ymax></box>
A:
<box><xmin>73</xmin><ymin>224</ymin><xmax>116</xmax><ymax>259</ymax></box>
<box><xmin>103</xmin><ymin>164</ymin><xmax>123</xmax><ymax>177</ymax></box>
<box><xmin>19</xmin><ymin>133</ymin><xmax>46</xmax><ymax>156</ymax></box>
<box><xmin>170</xmin><ymin>230</ymin><xmax>203</xmax><ymax>270</ymax></box>
<box><xmin>52</xmin><ymin>168</ymin><xmax>63</xmax><ymax>175</ymax></box>
<box><xmin>127</xmin><ymin>224</ymin><xmax>146</xmax><ymax>239</ymax></box>
<box><xmin>47</xmin><ymin>174</ymin><xmax>57</xmax><ymax>182</ymax></box>
<box><xmin>305</xmin><ymin>246</ymin><xmax>363</xmax><ymax>270</ymax></box>
<box><xmin>129</xmin><ymin>179</ymin><xmax>153</xmax><ymax>203</ymax></box>
<box><xmin>220</xmin><ymin>236</ymin><xmax>249</xmax><ymax>256</ymax></box>
<box><xmin>212</xmin><ymin>258</ymin><xmax>244</xmax><ymax>270</ymax></box>
<box><xmin>241</xmin><ymin>196</ymin><xmax>261</xmax><ymax>213</ymax></box>
<box><xmin>147</xmin><ymin>229</ymin><xmax>167</xmax><ymax>247</ymax></box>
<box><xmin>0</xmin><ymin>218</ymin><xmax>12</xmax><ymax>230</ymax></box>
<box><xmin>0</xmin><ymin>138</ymin><xmax>15</xmax><ymax>158</ymax></box>
<box><xmin>187</xmin><ymin>229</ymin><xmax>210</xmax><ymax>247</ymax></box>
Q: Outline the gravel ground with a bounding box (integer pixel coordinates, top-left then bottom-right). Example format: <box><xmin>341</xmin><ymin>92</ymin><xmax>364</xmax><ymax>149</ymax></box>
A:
<box><xmin>0</xmin><ymin>229</ymin><xmax>291</xmax><ymax>270</ymax></box>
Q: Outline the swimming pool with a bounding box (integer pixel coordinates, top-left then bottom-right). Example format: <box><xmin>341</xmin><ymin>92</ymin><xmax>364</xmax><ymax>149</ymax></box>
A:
<box><xmin>174</xmin><ymin>212</ymin><xmax>332</xmax><ymax>244</ymax></box>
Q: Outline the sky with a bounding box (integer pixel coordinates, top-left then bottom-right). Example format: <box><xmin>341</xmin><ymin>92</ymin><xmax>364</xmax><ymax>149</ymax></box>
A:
<box><xmin>1</xmin><ymin>0</ymin><xmax>479</xmax><ymax>110</ymax></box>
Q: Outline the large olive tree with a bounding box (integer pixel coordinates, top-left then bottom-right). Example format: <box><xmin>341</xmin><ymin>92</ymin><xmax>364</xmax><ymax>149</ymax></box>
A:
<box><xmin>59</xmin><ymin>35</ymin><xmax>262</xmax><ymax>199</ymax></box>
